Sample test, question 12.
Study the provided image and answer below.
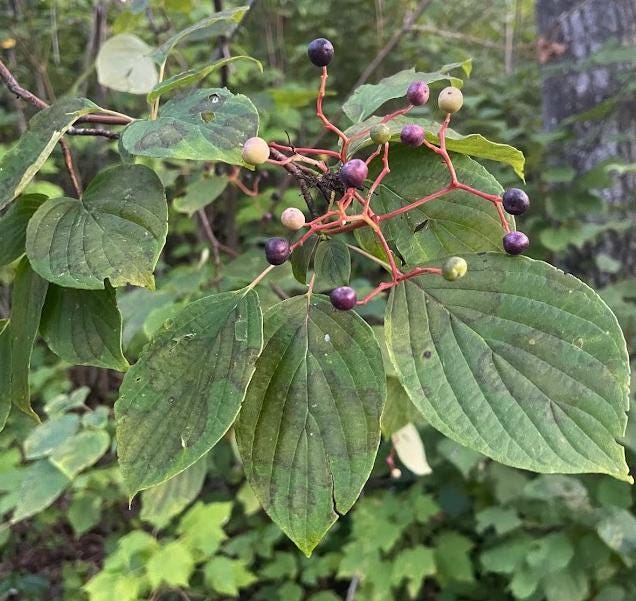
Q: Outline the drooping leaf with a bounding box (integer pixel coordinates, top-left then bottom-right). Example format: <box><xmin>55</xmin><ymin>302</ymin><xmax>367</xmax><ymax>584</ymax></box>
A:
<box><xmin>313</xmin><ymin>238</ymin><xmax>351</xmax><ymax>290</ymax></box>
<box><xmin>40</xmin><ymin>284</ymin><xmax>129</xmax><ymax>371</ymax></box>
<box><xmin>369</xmin><ymin>146</ymin><xmax>511</xmax><ymax>264</ymax></box>
<box><xmin>345</xmin><ymin>115</ymin><xmax>525</xmax><ymax>180</ymax></box>
<box><xmin>343</xmin><ymin>66</ymin><xmax>468</xmax><ymax>123</ymax></box>
<box><xmin>236</xmin><ymin>295</ymin><xmax>386</xmax><ymax>555</ymax></box>
<box><xmin>97</xmin><ymin>34</ymin><xmax>158</xmax><ymax>94</ymax></box>
<box><xmin>0</xmin><ymin>194</ymin><xmax>47</xmax><ymax>266</ymax></box>
<box><xmin>0</xmin><ymin>259</ymin><xmax>49</xmax><ymax>424</ymax></box>
<box><xmin>11</xmin><ymin>460</ymin><xmax>70</xmax><ymax>523</ymax></box>
<box><xmin>386</xmin><ymin>252</ymin><xmax>632</xmax><ymax>482</ymax></box>
<box><xmin>49</xmin><ymin>430</ymin><xmax>111</xmax><ymax>478</ymax></box>
<box><xmin>173</xmin><ymin>176</ymin><xmax>228</xmax><ymax>215</ymax></box>
<box><xmin>26</xmin><ymin>164</ymin><xmax>167</xmax><ymax>290</ymax></box>
<box><xmin>121</xmin><ymin>88</ymin><xmax>259</xmax><ymax>166</ymax></box>
<box><xmin>151</xmin><ymin>7</ymin><xmax>248</xmax><ymax>65</ymax></box>
<box><xmin>0</xmin><ymin>98</ymin><xmax>100</xmax><ymax>210</ymax></box>
<box><xmin>290</xmin><ymin>236</ymin><xmax>318</xmax><ymax>285</ymax></box>
<box><xmin>147</xmin><ymin>56</ymin><xmax>262</xmax><ymax>103</ymax></box>
<box><xmin>115</xmin><ymin>289</ymin><xmax>263</xmax><ymax>496</ymax></box>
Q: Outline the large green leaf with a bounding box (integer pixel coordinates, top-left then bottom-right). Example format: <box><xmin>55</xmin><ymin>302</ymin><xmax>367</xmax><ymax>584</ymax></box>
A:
<box><xmin>115</xmin><ymin>289</ymin><xmax>263</xmax><ymax>496</ymax></box>
<box><xmin>120</xmin><ymin>88</ymin><xmax>259</xmax><ymax>166</ymax></box>
<box><xmin>385</xmin><ymin>252</ymin><xmax>631</xmax><ymax>482</ymax></box>
<box><xmin>369</xmin><ymin>146</ymin><xmax>511</xmax><ymax>264</ymax></box>
<box><xmin>96</xmin><ymin>34</ymin><xmax>158</xmax><ymax>94</ymax></box>
<box><xmin>151</xmin><ymin>7</ymin><xmax>248</xmax><ymax>65</ymax></box>
<box><xmin>40</xmin><ymin>284</ymin><xmax>129</xmax><ymax>371</ymax></box>
<box><xmin>147</xmin><ymin>56</ymin><xmax>262</xmax><ymax>104</ymax></box>
<box><xmin>0</xmin><ymin>194</ymin><xmax>47</xmax><ymax>266</ymax></box>
<box><xmin>0</xmin><ymin>98</ymin><xmax>99</xmax><ymax>210</ymax></box>
<box><xmin>345</xmin><ymin>116</ymin><xmax>525</xmax><ymax>180</ymax></box>
<box><xmin>26</xmin><ymin>164</ymin><xmax>167</xmax><ymax>290</ymax></box>
<box><xmin>0</xmin><ymin>259</ymin><xmax>49</xmax><ymax>425</ymax></box>
<box><xmin>342</xmin><ymin>65</ymin><xmax>469</xmax><ymax>123</ymax></box>
<box><xmin>236</xmin><ymin>295</ymin><xmax>386</xmax><ymax>555</ymax></box>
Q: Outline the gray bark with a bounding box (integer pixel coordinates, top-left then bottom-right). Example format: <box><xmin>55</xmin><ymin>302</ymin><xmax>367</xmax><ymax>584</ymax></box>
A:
<box><xmin>536</xmin><ymin>0</ymin><xmax>636</xmax><ymax>285</ymax></box>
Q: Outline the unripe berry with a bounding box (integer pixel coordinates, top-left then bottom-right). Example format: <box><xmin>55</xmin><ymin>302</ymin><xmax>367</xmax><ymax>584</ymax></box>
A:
<box><xmin>280</xmin><ymin>207</ymin><xmax>306</xmax><ymax>231</ymax></box>
<box><xmin>406</xmin><ymin>80</ymin><xmax>430</xmax><ymax>106</ymax></box>
<box><xmin>370</xmin><ymin>123</ymin><xmax>391</xmax><ymax>145</ymax></box>
<box><xmin>241</xmin><ymin>137</ymin><xmax>270</xmax><ymax>165</ymax></box>
<box><xmin>502</xmin><ymin>188</ymin><xmax>530</xmax><ymax>216</ymax></box>
<box><xmin>390</xmin><ymin>468</ymin><xmax>402</xmax><ymax>479</ymax></box>
<box><xmin>330</xmin><ymin>286</ymin><xmax>357</xmax><ymax>311</ymax></box>
<box><xmin>264</xmin><ymin>237</ymin><xmax>291</xmax><ymax>265</ymax></box>
<box><xmin>307</xmin><ymin>38</ymin><xmax>334</xmax><ymax>67</ymax></box>
<box><xmin>503</xmin><ymin>231</ymin><xmax>529</xmax><ymax>255</ymax></box>
<box><xmin>442</xmin><ymin>256</ymin><xmax>468</xmax><ymax>281</ymax></box>
<box><xmin>400</xmin><ymin>124</ymin><xmax>425</xmax><ymax>147</ymax></box>
<box><xmin>438</xmin><ymin>87</ymin><xmax>464</xmax><ymax>113</ymax></box>
<box><xmin>340</xmin><ymin>159</ymin><xmax>368</xmax><ymax>189</ymax></box>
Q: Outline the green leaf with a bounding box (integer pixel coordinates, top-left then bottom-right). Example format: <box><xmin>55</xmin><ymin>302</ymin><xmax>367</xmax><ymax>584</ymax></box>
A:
<box><xmin>26</xmin><ymin>164</ymin><xmax>167</xmax><ymax>290</ymax></box>
<box><xmin>140</xmin><ymin>457</ymin><xmax>207</xmax><ymax>529</ymax></box>
<box><xmin>24</xmin><ymin>414</ymin><xmax>80</xmax><ymax>459</ymax></box>
<box><xmin>236</xmin><ymin>295</ymin><xmax>385</xmax><ymax>555</ymax></box>
<box><xmin>115</xmin><ymin>289</ymin><xmax>263</xmax><ymax>495</ymax></box>
<box><xmin>173</xmin><ymin>175</ymin><xmax>228</xmax><ymax>216</ymax></box>
<box><xmin>0</xmin><ymin>259</ymin><xmax>49</xmax><ymax>424</ymax></box>
<box><xmin>313</xmin><ymin>238</ymin><xmax>351</xmax><ymax>290</ymax></box>
<box><xmin>386</xmin><ymin>252</ymin><xmax>631</xmax><ymax>482</ymax></box>
<box><xmin>49</xmin><ymin>430</ymin><xmax>110</xmax><ymax>478</ymax></box>
<box><xmin>380</xmin><ymin>377</ymin><xmax>421</xmax><ymax>437</ymax></box>
<box><xmin>146</xmin><ymin>541</ymin><xmax>194</xmax><ymax>589</ymax></box>
<box><xmin>391</xmin><ymin>545</ymin><xmax>436</xmax><ymax>598</ymax></box>
<box><xmin>11</xmin><ymin>460</ymin><xmax>70</xmax><ymax>523</ymax></box>
<box><xmin>40</xmin><ymin>284</ymin><xmax>129</xmax><ymax>371</ymax></box>
<box><xmin>475</xmin><ymin>507</ymin><xmax>522</xmax><ymax>536</ymax></box>
<box><xmin>544</xmin><ymin>566</ymin><xmax>589</xmax><ymax>601</ymax></box>
<box><xmin>178</xmin><ymin>501</ymin><xmax>232</xmax><ymax>556</ymax></box>
<box><xmin>151</xmin><ymin>7</ymin><xmax>248</xmax><ymax>65</ymax></box>
<box><xmin>68</xmin><ymin>492</ymin><xmax>102</xmax><ymax>536</ymax></box>
<box><xmin>343</xmin><ymin>66</ymin><xmax>468</xmax><ymax>123</ymax></box>
<box><xmin>596</xmin><ymin>507</ymin><xmax>636</xmax><ymax>566</ymax></box>
<box><xmin>121</xmin><ymin>88</ymin><xmax>259</xmax><ymax>166</ymax></box>
<box><xmin>434</xmin><ymin>532</ymin><xmax>474</xmax><ymax>584</ymax></box>
<box><xmin>203</xmin><ymin>556</ymin><xmax>257</xmax><ymax>596</ymax></box>
<box><xmin>96</xmin><ymin>34</ymin><xmax>158</xmax><ymax>94</ymax></box>
<box><xmin>370</xmin><ymin>147</ymin><xmax>510</xmax><ymax>264</ymax></box>
<box><xmin>0</xmin><ymin>194</ymin><xmax>47</xmax><ymax>266</ymax></box>
<box><xmin>345</xmin><ymin>116</ymin><xmax>525</xmax><ymax>180</ymax></box>
<box><xmin>0</xmin><ymin>98</ymin><xmax>100</xmax><ymax>210</ymax></box>
<box><xmin>290</xmin><ymin>236</ymin><xmax>318</xmax><ymax>285</ymax></box>
<box><xmin>147</xmin><ymin>55</ymin><xmax>262</xmax><ymax>103</ymax></box>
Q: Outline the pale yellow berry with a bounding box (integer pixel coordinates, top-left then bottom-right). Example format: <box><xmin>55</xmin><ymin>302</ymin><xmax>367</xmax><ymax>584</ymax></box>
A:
<box><xmin>281</xmin><ymin>207</ymin><xmax>306</xmax><ymax>230</ymax></box>
<box><xmin>442</xmin><ymin>256</ymin><xmax>468</xmax><ymax>281</ymax></box>
<box><xmin>241</xmin><ymin>136</ymin><xmax>270</xmax><ymax>165</ymax></box>
<box><xmin>390</xmin><ymin>468</ymin><xmax>402</xmax><ymax>479</ymax></box>
<box><xmin>438</xmin><ymin>87</ymin><xmax>464</xmax><ymax>113</ymax></box>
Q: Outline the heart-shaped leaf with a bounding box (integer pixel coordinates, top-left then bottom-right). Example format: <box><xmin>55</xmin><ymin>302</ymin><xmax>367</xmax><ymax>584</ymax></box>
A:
<box><xmin>368</xmin><ymin>146</ymin><xmax>511</xmax><ymax>264</ymax></box>
<box><xmin>40</xmin><ymin>283</ymin><xmax>129</xmax><ymax>371</ymax></box>
<box><xmin>26</xmin><ymin>164</ymin><xmax>167</xmax><ymax>290</ymax></box>
<box><xmin>236</xmin><ymin>295</ymin><xmax>385</xmax><ymax>555</ymax></box>
<box><xmin>0</xmin><ymin>194</ymin><xmax>47</xmax><ymax>266</ymax></box>
<box><xmin>0</xmin><ymin>98</ymin><xmax>100</xmax><ymax>210</ymax></box>
<box><xmin>121</xmin><ymin>89</ymin><xmax>259</xmax><ymax>166</ymax></box>
<box><xmin>97</xmin><ymin>34</ymin><xmax>158</xmax><ymax>94</ymax></box>
<box><xmin>115</xmin><ymin>289</ymin><xmax>263</xmax><ymax>496</ymax></box>
<box><xmin>385</xmin><ymin>252</ymin><xmax>631</xmax><ymax>482</ymax></box>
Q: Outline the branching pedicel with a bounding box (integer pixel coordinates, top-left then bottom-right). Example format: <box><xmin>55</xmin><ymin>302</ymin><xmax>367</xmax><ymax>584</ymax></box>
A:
<box><xmin>243</xmin><ymin>38</ymin><xmax>531</xmax><ymax>308</ymax></box>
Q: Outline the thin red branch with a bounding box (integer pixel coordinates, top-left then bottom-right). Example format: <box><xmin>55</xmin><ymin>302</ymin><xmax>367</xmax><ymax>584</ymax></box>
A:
<box><xmin>58</xmin><ymin>138</ymin><xmax>82</xmax><ymax>198</ymax></box>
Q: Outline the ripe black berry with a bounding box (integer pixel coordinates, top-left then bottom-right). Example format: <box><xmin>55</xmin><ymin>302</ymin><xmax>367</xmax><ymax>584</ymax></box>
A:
<box><xmin>340</xmin><ymin>159</ymin><xmax>368</xmax><ymax>188</ymax></box>
<box><xmin>406</xmin><ymin>81</ymin><xmax>430</xmax><ymax>106</ymax></box>
<box><xmin>502</xmin><ymin>188</ymin><xmax>530</xmax><ymax>216</ymax></box>
<box><xmin>307</xmin><ymin>38</ymin><xmax>334</xmax><ymax>67</ymax></box>
<box><xmin>330</xmin><ymin>286</ymin><xmax>357</xmax><ymax>310</ymax></box>
<box><xmin>265</xmin><ymin>237</ymin><xmax>291</xmax><ymax>265</ymax></box>
<box><xmin>400</xmin><ymin>124</ymin><xmax>425</xmax><ymax>147</ymax></box>
<box><xmin>503</xmin><ymin>231</ymin><xmax>529</xmax><ymax>255</ymax></box>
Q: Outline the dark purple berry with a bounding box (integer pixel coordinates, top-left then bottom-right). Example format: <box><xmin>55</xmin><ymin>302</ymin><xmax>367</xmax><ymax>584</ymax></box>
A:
<box><xmin>400</xmin><ymin>124</ymin><xmax>425</xmax><ymax>147</ymax></box>
<box><xmin>406</xmin><ymin>81</ymin><xmax>430</xmax><ymax>106</ymax></box>
<box><xmin>307</xmin><ymin>38</ymin><xmax>334</xmax><ymax>67</ymax></box>
<box><xmin>265</xmin><ymin>237</ymin><xmax>291</xmax><ymax>265</ymax></box>
<box><xmin>503</xmin><ymin>231</ymin><xmax>529</xmax><ymax>255</ymax></box>
<box><xmin>340</xmin><ymin>159</ymin><xmax>368</xmax><ymax>188</ymax></box>
<box><xmin>502</xmin><ymin>188</ymin><xmax>530</xmax><ymax>216</ymax></box>
<box><xmin>330</xmin><ymin>286</ymin><xmax>357</xmax><ymax>310</ymax></box>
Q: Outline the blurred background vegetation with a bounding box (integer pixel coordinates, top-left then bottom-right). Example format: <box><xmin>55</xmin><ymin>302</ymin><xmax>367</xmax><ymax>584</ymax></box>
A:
<box><xmin>0</xmin><ymin>0</ymin><xmax>635</xmax><ymax>599</ymax></box>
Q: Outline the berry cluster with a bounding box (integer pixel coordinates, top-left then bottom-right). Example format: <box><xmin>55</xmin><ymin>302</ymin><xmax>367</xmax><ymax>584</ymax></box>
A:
<box><xmin>241</xmin><ymin>39</ymin><xmax>531</xmax><ymax>310</ymax></box>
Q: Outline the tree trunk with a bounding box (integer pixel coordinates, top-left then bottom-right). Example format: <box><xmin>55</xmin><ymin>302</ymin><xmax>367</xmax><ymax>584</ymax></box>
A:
<box><xmin>536</xmin><ymin>0</ymin><xmax>636</xmax><ymax>285</ymax></box>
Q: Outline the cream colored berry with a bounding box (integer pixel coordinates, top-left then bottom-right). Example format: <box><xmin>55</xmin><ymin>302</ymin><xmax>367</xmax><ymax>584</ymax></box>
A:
<box><xmin>438</xmin><ymin>87</ymin><xmax>464</xmax><ymax>113</ymax></box>
<box><xmin>442</xmin><ymin>256</ymin><xmax>468</xmax><ymax>281</ymax></box>
<box><xmin>281</xmin><ymin>207</ymin><xmax>306</xmax><ymax>230</ymax></box>
<box><xmin>241</xmin><ymin>136</ymin><xmax>270</xmax><ymax>165</ymax></box>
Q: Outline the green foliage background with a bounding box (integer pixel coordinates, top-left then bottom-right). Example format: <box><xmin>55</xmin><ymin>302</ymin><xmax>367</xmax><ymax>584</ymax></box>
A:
<box><xmin>0</xmin><ymin>0</ymin><xmax>634</xmax><ymax>600</ymax></box>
